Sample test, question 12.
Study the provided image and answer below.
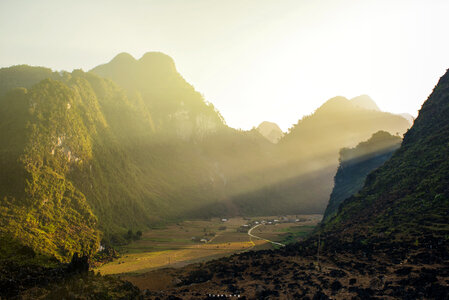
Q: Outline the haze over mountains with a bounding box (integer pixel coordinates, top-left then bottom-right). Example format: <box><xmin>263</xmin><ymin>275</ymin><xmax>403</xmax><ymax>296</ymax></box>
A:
<box><xmin>256</xmin><ymin>121</ymin><xmax>284</xmax><ymax>143</ymax></box>
<box><xmin>350</xmin><ymin>94</ymin><xmax>381</xmax><ymax>111</ymax></box>
<box><xmin>134</xmin><ymin>67</ymin><xmax>449</xmax><ymax>300</ymax></box>
<box><xmin>1</xmin><ymin>49</ymin><xmax>448</xmax><ymax>299</ymax></box>
<box><xmin>323</xmin><ymin>69</ymin><xmax>449</xmax><ymax>241</ymax></box>
<box><xmin>0</xmin><ymin>52</ymin><xmax>410</xmax><ymax>263</ymax></box>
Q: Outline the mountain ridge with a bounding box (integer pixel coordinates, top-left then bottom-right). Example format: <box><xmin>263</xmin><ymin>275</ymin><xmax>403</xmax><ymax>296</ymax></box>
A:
<box><xmin>323</xmin><ymin>130</ymin><xmax>402</xmax><ymax>221</ymax></box>
<box><xmin>350</xmin><ymin>94</ymin><xmax>380</xmax><ymax>111</ymax></box>
<box><xmin>0</xmin><ymin>52</ymin><xmax>414</xmax><ymax>265</ymax></box>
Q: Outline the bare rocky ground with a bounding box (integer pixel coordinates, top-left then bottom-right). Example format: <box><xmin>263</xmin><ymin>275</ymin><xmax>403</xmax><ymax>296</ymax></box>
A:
<box><xmin>2</xmin><ymin>233</ymin><xmax>448</xmax><ymax>299</ymax></box>
<box><xmin>138</xmin><ymin>234</ymin><xmax>449</xmax><ymax>299</ymax></box>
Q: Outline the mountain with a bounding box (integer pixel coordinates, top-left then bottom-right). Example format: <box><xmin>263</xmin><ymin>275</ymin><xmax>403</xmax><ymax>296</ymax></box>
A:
<box><xmin>89</xmin><ymin>54</ymin><xmax>409</xmax><ymax>218</ymax></box>
<box><xmin>91</xmin><ymin>52</ymin><xmax>225</xmax><ymax>138</ymax></box>
<box><xmin>323</xmin><ymin>69</ymin><xmax>449</xmax><ymax>244</ymax></box>
<box><xmin>0</xmin><ymin>58</ymin><xmax>276</xmax><ymax>263</ymax></box>
<box><xmin>0</xmin><ymin>65</ymin><xmax>61</xmax><ymax>97</ymax></box>
<box><xmin>1</xmin><ymin>54</ymin><xmax>448</xmax><ymax>299</ymax></box>
<box><xmin>89</xmin><ymin>52</ymin><xmax>283</xmax><ymax>219</ymax></box>
<box><xmin>323</xmin><ymin>131</ymin><xmax>402</xmax><ymax>221</ymax></box>
<box><xmin>282</xmin><ymin>96</ymin><xmax>408</xmax><ymax>154</ymax></box>
<box><xmin>135</xmin><ymin>70</ymin><xmax>449</xmax><ymax>300</ymax></box>
<box><xmin>350</xmin><ymin>94</ymin><xmax>415</xmax><ymax>126</ymax></box>
<box><xmin>0</xmin><ymin>78</ymin><xmax>102</xmax><ymax>263</ymax></box>
<box><xmin>211</xmin><ymin>96</ymin><xmax>410</xmax><ymax>217</ymax></box>
<box><xmin>0</xmin><ymin>52</ymin><xmax>413</xmax><ymax>265</ymax></box>
<box><xmin>350</xmin><ymin>94</ymin><xmax>380</xmax><ymax>111</ymax></box>
<box><xmin>256</xmin><ymin>121</ymin><xmax>284</xmax><ymax>143</ymax></box>
<box><xmin>265</xmin><ymin>96</ymin><xmax>411</xmax><ymax>213</ymax></box>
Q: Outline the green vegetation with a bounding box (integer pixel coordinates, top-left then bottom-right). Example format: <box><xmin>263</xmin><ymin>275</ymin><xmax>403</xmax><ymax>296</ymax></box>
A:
<box><xmin>323</xmin><ymin>69</ymin><xmax>449</xmax><ymax>244</ymax></box>
<box><xmin>323</xmin><ymin>131</ymin><xmax>402</xmax><ymax>221</ymax></box>
<box><xmin>0</xmin><ymin>80</ymin><xmax>99</xmax><ymax>263</ymax></box>
<box><xmin>277</xmin><ymin>225</ymin><xmax>316</xmax><ymax>244</ymax></box>
<box><xmin>0</xmin><ymin>52</ymin><xmax>411</xmax><ymax>265</ymax></box>
<box><xmin>0</xmin><ymin>65</ymin><xmax>61</xmax><ymax>97</ymax></box>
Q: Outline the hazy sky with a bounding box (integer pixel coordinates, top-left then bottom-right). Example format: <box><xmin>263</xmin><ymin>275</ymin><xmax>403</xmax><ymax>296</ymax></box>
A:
<box><xmin>1</xmin><ymin>0</ymin><xmax>449</xmax><ymax>131</ymax></box>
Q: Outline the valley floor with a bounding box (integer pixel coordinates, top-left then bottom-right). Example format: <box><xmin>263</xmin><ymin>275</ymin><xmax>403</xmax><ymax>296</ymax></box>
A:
<box><xmin>95</xmin><ymin>215</ymin><xmax>321</xmax><ymax>276</ymax></box>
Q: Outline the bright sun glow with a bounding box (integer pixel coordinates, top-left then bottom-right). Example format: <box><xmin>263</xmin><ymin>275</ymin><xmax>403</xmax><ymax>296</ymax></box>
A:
<box><xmin>1</xmin><ymin>0</ymin><xmax>449</xmax><ymax>131</ymax></box>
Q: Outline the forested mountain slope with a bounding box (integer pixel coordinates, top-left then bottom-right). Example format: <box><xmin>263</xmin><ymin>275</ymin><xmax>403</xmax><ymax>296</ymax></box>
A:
<box><xmin>0</xmin><ymin>53</ymin><xmax>412</xmax><ymax>264</ymax></box>
<box><xmin>0</xmin><ymin>59</ymin><xmax>274</xmax><ymax>262</ymax></box>
<box><xmin>323</xmin><ymin>69</ymin><xmax>449</xmax><ymax>245</ymax></box>
<box><xmin>0</xmin><ymin>65</ymin><xmax>60</xmax><ymax>97</ymax></box>
<box><xmin>323</xmin><ymin>131</ymin><xmax>402</xmax><ymax>221</ymax></box>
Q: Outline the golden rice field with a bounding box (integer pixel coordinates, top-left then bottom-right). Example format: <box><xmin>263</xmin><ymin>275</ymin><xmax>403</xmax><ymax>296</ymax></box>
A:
<box><xmin>95</xmin><ymin>215</ymin><xmax>321</xmax><ymax>275</ymax></box>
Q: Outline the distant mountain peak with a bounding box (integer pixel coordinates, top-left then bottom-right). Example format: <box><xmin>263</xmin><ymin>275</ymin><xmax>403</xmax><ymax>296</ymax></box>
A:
<box><xmin>314</xmin><ymin>96</ymin><xmax>352</xmax><ymax>114</ymax></box>
<box><xmin>90</xmin><ymin>51</ymin><xmax>182</xmax><ymax>94</ymax></box>
<box><xmin>324</xmin><ymin>96</ymin><xmax>349</xmax><ymax>104</ymax></box>
<box><xmin>350</xmin><ymin>95</ymin><xmax>380</xmax><ymax>111</ymax></box>
<box><xmin>138</xmin><ymin>52</ymin><xmax>176</xmax><ymax>71</ymax></box>
<box><xmin>256</xmin><ymin>121</ymin><xmax>284</xmax><ymax>143</ymax></box>
<box><xmin>315</xmin><ymin>95</ymin><xmax>381</xmax><ymax>115</ymax></box>
<box><xmin>139</xmin><ymin>51</ymin><xmax>174</xmax><ymax>62</ymax></box>
<box><xmin>110</xmin><ymin>52</ymin><xmax>136</xmax><ymax>64</ymax></box>
<box><xmin>258</xmin><ymin>121</ymin><xmax>280</xmax><ymax>128</ymax></box>
<box><xmin>92</xmin><ymin>51</ymin><xmax>177</xmax><ymax>75</ymax></box>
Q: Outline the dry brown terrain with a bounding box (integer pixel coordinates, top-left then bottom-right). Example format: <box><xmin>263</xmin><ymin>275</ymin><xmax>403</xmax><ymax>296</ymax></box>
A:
<box><xmin>136</xmin><ymin>234</ymin><xmax>449</xmax><ymax>299</ymax></box>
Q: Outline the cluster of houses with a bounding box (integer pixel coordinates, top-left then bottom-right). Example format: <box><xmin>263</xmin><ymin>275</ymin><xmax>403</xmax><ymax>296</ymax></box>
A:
<box><xmin>254</xmin><ymin>216</ymin><xmax>306</xmax><ymax>225</ymax></box>
<box><xmin>191</xmin><ymin>230</ymin><xmax>216</xmax><ymax>243</ymax></box>
<box><xmin>191</xmin><ymin>216</ymin><xmax>311</xmax><ymax>242</ymax></box>
<box><xmin>236</xmin><ymin>216</ymin><xmax>307</xmax><ymax>232</ymax></box>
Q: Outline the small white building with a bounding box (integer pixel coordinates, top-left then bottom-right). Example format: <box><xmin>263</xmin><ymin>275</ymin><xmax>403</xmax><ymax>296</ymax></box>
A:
<box><xmin>221</xmin><ymin>218</ymin><xmax>228</xmax><ymax>222</ymax></box>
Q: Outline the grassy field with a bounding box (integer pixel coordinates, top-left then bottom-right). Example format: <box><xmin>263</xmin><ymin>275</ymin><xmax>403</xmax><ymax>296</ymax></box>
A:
<box><xmin>95</xmin><ymin>215</ymin><xmax>322</xmax><ymax>275</ymax></box>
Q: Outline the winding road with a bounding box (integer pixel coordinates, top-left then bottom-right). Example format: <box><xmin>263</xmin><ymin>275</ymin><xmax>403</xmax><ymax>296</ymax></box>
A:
<box><xmin>248</xmin><ymin>224</ymin><xmax>285</xmax><ymax>247</ymax></box>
